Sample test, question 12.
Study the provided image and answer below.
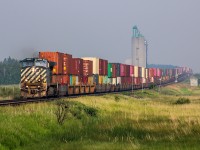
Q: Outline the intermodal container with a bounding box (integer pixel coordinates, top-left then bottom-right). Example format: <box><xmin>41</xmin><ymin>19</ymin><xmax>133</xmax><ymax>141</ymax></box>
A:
<box><xmin>112</xmin><ymin>78</ymin><xmax>117</xmax><ymax>85</ymax></box>
<box><xmin>162</xmin><ymin>69</ymin><xmax>166</xmax><ymax>76</ymax></box>
<box><xmin>108</xmin><ymin>63</ymin><xmax>112</xmax><ymax>78</ymax></box>
<box><xmin>52</xmin><ymin>75</ymin><xmax>69</xmax><ymax>84</ymax></box>
<box><xmin>112</xmin><ymin>64</ymin><xmax>117</xmax><ymax>78</ymax></box>
<box><xmin>103</xmin><ymin>60</ymin><xmax>108</xmax><ymax>75</ymax></box>
<box><xmin>125</xmin><ymin>65</ymin><xmax>130</xmax><ymax>77</ymax></box>
<box><xmin>39</xmin><ymin>52</ymin><xmax>64</xmax><ymax>75</ymax></box>
<box><xmin>114</xmin><ymin>63</ymin><xmax>120</xmax><ymax>77</ymax></box>
<box><xmin>52</xmin><ymin>75</ymin><xmax>63</xmax><ymax>84</ymax></box>
<box><xmin>99</xmin><ymin>75</ymin><xmax>103</xmax><ymax>84</ymax></box>
<box><xmin>134</xmin><ymin>77</ymin><xmax>140</xmax><ymax>85</ymax></box>
<box><xmin>103</xmin><ymin>76</ymin><xmax>108</xmax><ymax>84</ymax></box>
<box><xmin>88</xmin><ymin>76</ymin><xmax>94</xmax><ymax>84</ymax></box>
<box><xmin>71</xmin><ymin>58</ymin><xmax>83</xmax><ymax>75</ymax></box>
<box><xmin>157</xmin><ymin>68</ymin><xmax>162</xmax><ymax>78</ymax></box>
<box><xmin>169</xmin><ymin>69</ymin><xmax>173</xmax><ymax>77</ymax></box>
<box><xmin>82</xmin><ymin>57</ymin><xmax>99</xmax><ymax>74</ymax></box>
<box><xmin>141</xmin><ymin>67</ymin><xmax>145</xmax><ymax>78</ymax></box>
<box><xmin>82</xmin><ymin>76</ymin><xmax>88</xmax><ymax>84</ymax></box>
<box><xmin>69</xmin><ymin>75</ymin><xmax>79</xmax><ymax>85</ymax></box>
<box><xmin>63</xmin><ymin>53</ymin><xmax>72</xmax><ymax>75</ymax></box>
<box><xmin>153</xmin><ymin>68</ymin><xmax>157</xmax><ymax>77</ymax></box>
<box><xmin>120</xmin><ymin>64</ymin><xmax>126</xmax><ymax>77</ymax></box>
<box><xmin>63</xmin><ymin>75</ymin><xmax>70</xmax><ymax>84</ymax></box>
<box><xmin>117</xmin><ymin>77</ymin><xmax>121</xmax><ymax>84</ymax></box>
<box><xmin>93</xmin><ymin>74</ymin><xmax>99</xmax><ymax>84</ymax></box>
<box><xmin>172</xmin><ymin>69</ymin><xmax>176</xmax><ymax>76</ymax></box>
<box><xmin>142</xmin><ymin>78</ymin><xmax>146</xmax><ymax>84</ymax></box>
<box><xmin>130</xmin><ymin>65</ymin><xmax>134</xmax><ymax>77</ymax></box>
<box><xmin>134</xmin><ymin>66</ymin><xmax>139</xmax><ymax>77</ymax></box>
<box><xmin>99</xmin><ymin>59</ymin><xmax>103</xmax><ymax>75</ymax></box>
<box><xmin>150</xmin><ymin>77</ymin><xmax>154</xmax><ymax>83</ymax></box>
<box><xmin>83</xmin><ymin>60</ymin><xmax>93</xmax><ymax>76</ymax></box>
<box><xmin>149</xmin><ymin>68</ymin><xmax>154</xmax><ymax>78</ymax></box>
<box><xmin>145</xmin><ymin>68</ymin><xmax>149</xmax><ymax>79</ymax></box>
<box><xmin>138</xmin><ymin>67</ymin><xmax>142</xmax><ymax>77</ymax></box>
<box><xmin>82</xmin><ymin>57</ymin><xmax>107</xmax><ymax>75</ymax></box>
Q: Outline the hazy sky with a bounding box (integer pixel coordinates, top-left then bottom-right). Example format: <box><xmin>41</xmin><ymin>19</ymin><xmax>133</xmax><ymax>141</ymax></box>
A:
<box><xmin>0</xmin><ymin>0</ymin><xmax>199</xmax><ymax>72</ymax></box>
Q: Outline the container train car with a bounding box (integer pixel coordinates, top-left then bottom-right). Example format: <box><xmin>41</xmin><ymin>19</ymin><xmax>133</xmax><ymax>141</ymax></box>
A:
<box><xmin>20</xmin><ymin>51</ymin><xmax>192</xmax><ymax>99</ymax></box>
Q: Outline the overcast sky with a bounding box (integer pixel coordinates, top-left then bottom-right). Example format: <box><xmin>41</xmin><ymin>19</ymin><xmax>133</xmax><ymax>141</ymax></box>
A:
<box><xmin>0</xmin><ymin>0</ymin><xmax>199</xmax><ymax>72</ymax></box>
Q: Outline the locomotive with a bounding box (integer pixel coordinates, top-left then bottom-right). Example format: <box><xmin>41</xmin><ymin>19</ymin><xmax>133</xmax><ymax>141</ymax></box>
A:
<box><xmin>20</xmin><ymin>58</ymin><xmax>55</xmax><ymax>98</ymax></box>
<box><xmin>20</xmin><ymin>52</ymin><xmax>192</xmax><ymax>99</ymax></box>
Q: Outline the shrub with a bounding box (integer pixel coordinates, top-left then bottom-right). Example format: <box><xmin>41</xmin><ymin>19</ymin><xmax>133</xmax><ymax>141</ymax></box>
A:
<box><xmin>55</xmin><ymin>100</ymin><xmax>69</xmax><ymax>125</ymax></box>
<box><xmin>55</xmin><ymin>100</ymin><xmax>98</xmax><ymax>124</ymax></box>
<box><xmin>149</xmin><ymin>83</ymin><xmax>156</xmax><ymax>89</ymax></box>
<box><xmin>114</xmin><ymin>95</ymin><xmax>120</xmax><ymax>102</ymax></box>
<box><xmin>83</xmin><ymin>107</ymin><xmax>97</xmax><ymax>117</ymax></box>
<box><xmin>175</xmin><ymin>97</ymin><xmax>190</xmax><ymax>105</ymax></box>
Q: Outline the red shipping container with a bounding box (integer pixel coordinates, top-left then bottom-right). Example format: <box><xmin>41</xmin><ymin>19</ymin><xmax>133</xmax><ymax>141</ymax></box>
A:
<box><xmin>134</xmin><ymin>77</ymin><xmax>140</xmax><ymax>85</ymax></box>
<box><xmin>63</xmin><ymin>75</ymin><xmax>70</xmax><ymax>84</ymax></box>
<box><xmin>120</xmin><ymin>64</ymin><xmax>126</xmax><ymax>77</ymax></box>
<box><xmin>153</xmin><ymin>68</ymin><xmax>157</xmax><ymax>77</ymax></box>
<box><xmin>83</xmin><ymin>60</ymin><xmax>93</xmax><ymax>76</ymax></box>
<box><xmin>103</xmin><ymin>60</ymin><xmax>108</xmax><ymax>75</ymax></box>
<box><xmin>82</xmin><ymin>76</ymin><xmax>88</xmax><ymax>84</ymax></box>
<box><xmin>39</xmin><ymin>52</ymin><xmax>64</xmax><ymax>75</ymax></box>
<box><xmin>156</xmin><ymin>68</ymin><xmax>162</xmax><ymax>78</ymax></box>
<box><xmin>149</xmin><ymin>68</ymin><xmax>154</xmax><ymax>78</ymax></box>
<box><xmin>130</xmin><ymin>66</ymin><xmax>134</xmax><ymax>77</ymax></box>
<box><xmin>63</xmin><ymin>54</ymin><xmax>72</xmax><ymax>75</ymax></box>
<box><xmin>79</xmin><ymin>76</ymin><xmax>83</xmax><ymax>84</ymax></box>
<box><xmin>112</xmin><ymin>64</ymin><xmax>117</xmax><ymax>78</ymax></box>
<box><xmin>126</xmin><ymin>65</ymin><xmax>130</xmax><ymax>77</ymax></box>
<box><xmin>99</xmin><ymin>59</ymin><xmax>103</xmax><ymax>75</ymax></box>
<box><xmin>71</xmin><ymin>58</ymin><xmax>83</xmax><ymax>75</ymax></box>
<box><xmin>52</xmin><ymin>75</ymin><xmax>69</xmax><ymax>84</ymax></box>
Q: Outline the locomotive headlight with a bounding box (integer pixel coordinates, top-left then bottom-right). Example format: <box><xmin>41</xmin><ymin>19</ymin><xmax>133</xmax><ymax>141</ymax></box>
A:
<box><xmin>26</xmin><ymin>85</ymin><xmax>28</xmax><ymax>88</ymax></box>
<box><xmin>25</xmin><ymin>79</ymin><xmax>28</xmax><ymax>82</ymax></box>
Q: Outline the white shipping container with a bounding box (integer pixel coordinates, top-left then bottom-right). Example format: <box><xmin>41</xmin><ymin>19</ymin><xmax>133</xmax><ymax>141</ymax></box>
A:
<box><xmin>117</xmin><ymin>77</ymin><xmax>121</xmax><ymax>84</ymax></box>
<box><xmin>145</xmin><ymin>68</ymin><xmax>149</xmax><ymax>79</ymax></box>
<box><xmin>142</xmin><ymin>67</ymin><xmax>145</xmax><ymax>78</ymax></box>
<box><xmin>112</xmin><ymin>78</ymin><xmax>117</xmax><ymax>85</ymax></box>
<box><xmin>76</xmin><ymin>76</ymin><xmax>79</xmax><ymax>85</ymax></box>
<box><xmin>134</xmin><ymin>66</ymin><xmax>139</xmax><ymax>77</ymax></box>
<box><xmin>82</xmin><ymin>57</ymin><xmax>99</xmax><ymax>74</ymax></box>
<box><xmin>150</xmin><ymin>77</ymin><xmax>154</xmax><ymax>83</ymax></box>
<box><xmin>142</xmin><ymin>78</ymin><xmax>146</xmax><ymax>84</ymax></box>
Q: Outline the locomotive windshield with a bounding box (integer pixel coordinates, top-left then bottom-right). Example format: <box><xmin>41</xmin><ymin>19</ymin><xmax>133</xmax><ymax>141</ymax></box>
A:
<box><xmin>20</xmin><ymin>58</ymin><xmax>48</xmax><ymax>68</ymax></box>
<box><xmin>35</xmin><ymin>59</ymin><xmax>48</xmax><ymax>67</ymax></box>
<box><xmin>21</xmin><ymin>60</ymin><xmax>34</xmax><ymax>67</ymax></box>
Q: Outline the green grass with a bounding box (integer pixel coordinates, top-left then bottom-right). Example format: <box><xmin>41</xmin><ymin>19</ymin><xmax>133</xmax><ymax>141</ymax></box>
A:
<box><xmin>0</xmin><ymin>85</ymin><xmax>20</xmax><ymax>100</ymax></box>
<box><xmin>1</xmin><ymin>83</ymin><xmax>200</xmax><ymax>149</ymax></box>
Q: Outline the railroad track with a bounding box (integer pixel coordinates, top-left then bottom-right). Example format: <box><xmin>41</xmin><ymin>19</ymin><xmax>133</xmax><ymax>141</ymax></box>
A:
<box><xmin>0</xmin><ymin>92</ymin><xmax>110</xmax><ymax>106</ymax></box>
<box><xmin>0</xmin><ymin>75</ymin><xmax>189</xmax><ymax>106</ymax></box>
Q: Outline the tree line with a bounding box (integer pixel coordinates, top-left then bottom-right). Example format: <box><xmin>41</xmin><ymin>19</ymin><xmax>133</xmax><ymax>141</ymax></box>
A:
<box><xmin>0</xmin><ymin>57</ymin><xmax>20</xmax><ymax>85</ymax></box>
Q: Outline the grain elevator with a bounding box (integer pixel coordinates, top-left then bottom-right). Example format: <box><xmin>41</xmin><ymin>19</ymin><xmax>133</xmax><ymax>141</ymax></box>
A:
<box><xmin>131</xmin><ymin>26</ymin><xmax>147</xmax><ymax>68</ymax></box>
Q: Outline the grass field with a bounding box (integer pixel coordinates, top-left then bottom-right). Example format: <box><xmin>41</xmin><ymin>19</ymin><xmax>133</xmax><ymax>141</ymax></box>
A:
<box><xmin>0</xmin><ymin>84</ymin><xmax>20</xmax><ymax>100</ymax></box>
<box><xmin>0</xmin><ymin>82</ymin><xmax>200</xmax><ymax>149</ymax></box>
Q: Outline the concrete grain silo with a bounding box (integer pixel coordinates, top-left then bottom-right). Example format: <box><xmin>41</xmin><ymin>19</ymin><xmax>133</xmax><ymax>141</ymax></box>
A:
<box><xmin>131</xmin><ymin>26</ymin><xmax>147</xmax><ymax>68</ymax></box>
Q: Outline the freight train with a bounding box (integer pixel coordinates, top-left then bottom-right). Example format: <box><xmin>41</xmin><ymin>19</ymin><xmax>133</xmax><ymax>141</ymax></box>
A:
<box><xmin>20</xmin><ymin>52</ymin><xmax>192</xmax><ymax>98</ymax></box>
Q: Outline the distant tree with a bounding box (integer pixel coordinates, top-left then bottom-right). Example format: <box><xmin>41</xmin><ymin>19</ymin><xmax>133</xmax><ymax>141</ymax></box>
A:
<box><xmin>0</xmin><ymin>57</ymin><xmax>20</xmax><ymax>85</ymax></box>
<box><xmin>147</xmin><ymin>64</ymin><xmax>177</xmax><ymax>69</ymax></box>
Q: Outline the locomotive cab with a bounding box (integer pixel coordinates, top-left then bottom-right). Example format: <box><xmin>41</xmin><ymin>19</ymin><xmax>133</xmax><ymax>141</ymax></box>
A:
<box><xmin>20</xmin><ymin>58</ymin><xmax>51</xmax><ymax>98</ymax></box>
